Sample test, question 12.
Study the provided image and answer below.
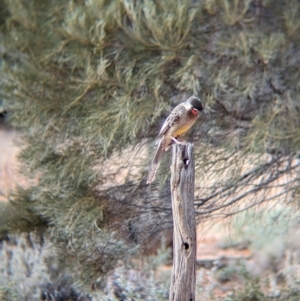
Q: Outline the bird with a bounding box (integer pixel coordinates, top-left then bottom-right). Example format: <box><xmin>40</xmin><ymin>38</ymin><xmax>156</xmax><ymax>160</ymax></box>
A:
<box><xmin>147</xmin><ymin>96</ymin><xmax>205</xmax><ymax>184</ymax></box>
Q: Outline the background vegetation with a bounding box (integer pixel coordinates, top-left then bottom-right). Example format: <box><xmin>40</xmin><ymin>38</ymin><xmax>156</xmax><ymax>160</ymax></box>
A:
<box><xmin>0</xmin><ymin>0</ymin><xmax>300</xmax><ymax>299</ymax></box>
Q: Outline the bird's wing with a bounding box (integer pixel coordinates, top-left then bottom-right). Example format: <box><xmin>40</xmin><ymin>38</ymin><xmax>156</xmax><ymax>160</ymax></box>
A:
<box><xmin>158</xmin><ymin>103</ymin><xmax>184</xmax><ymax>137</ymax></box>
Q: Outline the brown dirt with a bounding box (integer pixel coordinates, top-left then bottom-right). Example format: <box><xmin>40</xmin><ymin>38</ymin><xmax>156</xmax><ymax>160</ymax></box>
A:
<box><xmin>0</xmin><ymin>128</ymin><xmax>21</xmax><ymax>201</ymax></box>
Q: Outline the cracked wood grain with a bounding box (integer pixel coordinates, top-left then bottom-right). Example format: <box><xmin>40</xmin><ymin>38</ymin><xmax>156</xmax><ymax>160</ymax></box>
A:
<box><xmin>169</xmin><ymin>143</ymin><xmax>197</xmax><ymax>301</ymax></box>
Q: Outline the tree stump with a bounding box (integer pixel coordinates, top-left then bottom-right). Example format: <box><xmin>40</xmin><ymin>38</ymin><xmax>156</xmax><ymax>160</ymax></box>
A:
<box><xmin>169</xmin><ymin>143</ymin><xmax>197</xmax><ymax>301</ymax></box>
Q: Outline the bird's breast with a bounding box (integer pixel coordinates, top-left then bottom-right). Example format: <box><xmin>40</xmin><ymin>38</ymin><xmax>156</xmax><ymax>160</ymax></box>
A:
<box><xmin>173</xmin><ymin>124</ymin><xmax>193</xmax><ymax>136</ymax></box>
<box><xmin>172</xmin><ymin>114</ymin><xmax>197</xmax><ymax>137</ymax></box>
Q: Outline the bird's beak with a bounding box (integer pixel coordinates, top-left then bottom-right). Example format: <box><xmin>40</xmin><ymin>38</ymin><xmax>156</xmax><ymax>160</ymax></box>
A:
<box><xmin>202</xmin><ymin>109</ymin><xmax>208</xmax><ymax>115</ymax></box>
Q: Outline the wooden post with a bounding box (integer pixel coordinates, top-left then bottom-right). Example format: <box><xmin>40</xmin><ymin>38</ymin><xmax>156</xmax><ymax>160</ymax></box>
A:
<box><xmin>169</xmin><ymin>143</ymin><xmax>197</xmax><ymax>301</ymax></box>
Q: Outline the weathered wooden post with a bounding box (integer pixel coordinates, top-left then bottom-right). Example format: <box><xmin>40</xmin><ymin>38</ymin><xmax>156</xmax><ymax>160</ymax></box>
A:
<box><xmin>169</xmin><ymin>143</ymin><xmax>197</xmax><ymax>301</ymax></box>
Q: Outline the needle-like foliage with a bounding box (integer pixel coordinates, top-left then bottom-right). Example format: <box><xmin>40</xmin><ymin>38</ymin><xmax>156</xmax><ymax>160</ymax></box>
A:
<box><xmin>1</xmin><ymin>0</ymin><xmax>300</xmax><ymax>293</ymax></box>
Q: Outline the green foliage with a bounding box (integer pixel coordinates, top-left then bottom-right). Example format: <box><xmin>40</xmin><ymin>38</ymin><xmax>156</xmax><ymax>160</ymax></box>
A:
<box><xmin>213</xmin><ymin>261</ymin><xmax>300</xmax><ymax>301</ymax></box>
<box><xmin>0</xmin><ymin>234</ymin><xmax>49</xmax><ymax>300</ymax></box>
<box><xmin>0</xmin><ymin>234</ymin><xmax>93</xmax><ymax>301</ymax></box>
<box><xmin>1</xmin><ymin>0</ymin><xmax>300</xmax><ymax>294</ymax></box>
<box><xmin>219</xmin><ymin>274</ymin><xmax>300</xmax><ymax>301</ymax></box>
<box><xmin>93</xmin><ymin>245</ymin><xmax>171</xmax><ymax>300</ymax></box>
<box><xmin>0</xmin><ymin>283</ymin><xmax>18</xmax><ymax>301</ymax></box>
<box><xmin>0</xmin><ymin>233</ymin><xmax>170</xmax><ymax>300</ymax></box>
<box><xmin>215</xmin><ymin>208</ymin><xmax>300</xmax><ymax>301</ymax></box>
<box><xmin>220</xmin><ymin>208</ymin><xmax>297</xmax><ymax>251</ymax></box>
<box><xmin>233</xmin><ymin>274</ymin><xmax>266</xmax><ymax>301</ymax></box>
<box><xmin>0</xmin><ymin>188</ymin><xmax>47</xmax><ymax>235</ymax></box>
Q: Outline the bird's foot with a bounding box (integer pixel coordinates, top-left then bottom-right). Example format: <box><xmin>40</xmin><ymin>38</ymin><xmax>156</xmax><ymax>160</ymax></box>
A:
<box><xmin>171</xmin><ymin>137</ymin><xmax>187</xmax><ymax>145</ymax></box>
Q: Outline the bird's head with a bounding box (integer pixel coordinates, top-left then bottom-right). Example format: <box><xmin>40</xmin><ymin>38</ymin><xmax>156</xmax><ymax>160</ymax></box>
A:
<box><xmin>185</xmin><ymin>96</ymin><xmax>205</xmax><ymax>115</ymax></box>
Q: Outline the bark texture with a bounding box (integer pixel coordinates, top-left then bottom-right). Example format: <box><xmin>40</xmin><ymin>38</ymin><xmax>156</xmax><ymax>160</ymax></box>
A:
<box><xmin>169</xmin><ymin>143</ymin><xmax>197</xmax><ymax>301</ymax></box>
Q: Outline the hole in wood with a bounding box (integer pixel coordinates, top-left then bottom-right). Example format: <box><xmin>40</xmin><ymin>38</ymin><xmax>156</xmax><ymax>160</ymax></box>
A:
<box><xmin>183</xmin><ymin>158</ymin><xmax>189</xmax><ymax>166</ymax></box>
<box><xmin>181</xmin><ymin>146</ymin><xmax>189</xmax><ymax>167</ymax></box>
<box><xmin>183</xmin><ymin>242</ymin><xmax>189</xmax><ymax>250</ymax></box>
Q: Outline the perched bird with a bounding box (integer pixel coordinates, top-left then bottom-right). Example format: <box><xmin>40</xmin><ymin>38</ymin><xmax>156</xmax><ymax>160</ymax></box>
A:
<box><xmin>147</xmin><ymin>96</ymin><xmax>205</xmax><ymax>184</ymax></box>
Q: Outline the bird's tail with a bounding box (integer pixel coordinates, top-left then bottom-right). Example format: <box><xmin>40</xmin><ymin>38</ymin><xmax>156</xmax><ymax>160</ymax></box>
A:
<box><xmin>147</xmin><ymin>139</ymin><xmax>164</xmax><ymax>184</ymax></box>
